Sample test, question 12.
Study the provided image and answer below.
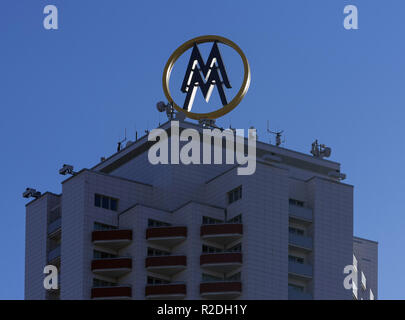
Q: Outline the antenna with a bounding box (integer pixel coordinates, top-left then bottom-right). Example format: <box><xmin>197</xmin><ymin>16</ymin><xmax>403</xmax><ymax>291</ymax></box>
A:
<box><xmin>117</xmin><ymin>128</ymin><xmax>127</xmax><ymax>152</ymax></box>
<box><xmin>133</xmin><ymin>125</ymin><xmax>138</xmax><ymax>141</ymax></box>
<box><xmin>267</xmin><ymin>120</ymin><xmax>284</xmax><ymax>147</ymax></box>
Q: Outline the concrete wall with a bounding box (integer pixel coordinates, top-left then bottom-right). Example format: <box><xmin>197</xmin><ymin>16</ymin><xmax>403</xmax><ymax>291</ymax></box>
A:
<box><xmin>308</xmin><ymin>177</ymin><xmax>354</xmax><ymax>299</ymax></box>
<box><xmin>25</xmin><ymin>193</ymin><xmax>60</xmax><ymax>299</ymax></box>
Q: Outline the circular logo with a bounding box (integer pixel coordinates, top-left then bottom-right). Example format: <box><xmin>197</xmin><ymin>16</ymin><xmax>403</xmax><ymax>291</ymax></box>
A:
<box><xmin>162</xmin><ymin>35</ymin><xmax>251</xmax><ymax>120</ymax></box>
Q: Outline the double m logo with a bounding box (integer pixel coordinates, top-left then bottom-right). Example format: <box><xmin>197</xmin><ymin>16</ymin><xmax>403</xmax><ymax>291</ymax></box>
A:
<box><xmin>181</xmin><ymin>41</ymin><xmax>232</xmax><ymax>112</ymax></box>
<box><xmin>162</xmin><ymin>35</ymin><xmax>251</xmax><ymax>120</ymax></box>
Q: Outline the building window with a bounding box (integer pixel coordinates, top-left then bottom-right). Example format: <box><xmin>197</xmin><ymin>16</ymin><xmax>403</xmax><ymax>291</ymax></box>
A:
<box><xmin>289</xmin><ymin>198</ymin><xmax>304</xmax><ymax>207</ymax></box>
<box><xmin>228</xmin><ymin>243</ymin><xmax>242</xmax><ymax>253</ymax></box>
<box><xmin>147</xmin><ymin>247</ymin><xmax>170</xmax><ymax>256</ymax></box>
<box><xmin>288</xmin><ymin>283</ymin><xmax>304</xmax><ymax>292</ymax></box>
<box><xmin>94</xmin><ymin>222</ymin><xmax>117</xmax><ymax>231</ymax></box>
<box><xmin>202</xmin><ymin>216</ymin><xmax>223</xmax><ymax>225</ymax></box>
<box><xmin>202</xmin><ymin>273</ymin><xmax>223</xmax><ymax>282</ymax></box>
<box><xmin>148</xmin><ymin>219</ymin><xmax>171</xmax><ymax>227</ymax></box>
<box><xmin>110</xmin><ymin>198</ymin><xmax>118</xmax><ymax>211</ymax></box>
<box><xmin>227</xmin><ymin>214</ymin><xmax>242</xmax><ymax>224</ymax></box>
<box><xmin>93</xmin><ymin>278</ymin><xmax>116</xmax><ymax>288</ymax></box>
<box><xmin>228</xmin><ymin>186</ymin><xmax>242</xmax><ymax>204</ymax></box>
<box><xmin>94</xmin><ymin>194</ymin><xmax>101</xmax><ymax>207</ymax></box>
<box><xmin>289</xmin><ymin>255</ymin><xmax>304</xmax><ymax>264</ymax></box>
<box><xmin>227</xmin><ymin>272</ymin><xmax>241</xmax><ymax>281</ymax></box>
<box><xmin>48</xmin><ymin>207</ymin><xmax>61</xmax><ymax>224</ymax></box>
<box><xmin>202</xmin><ymin>243</ymin><xmax>241</xmax><ymax>253</ymax></box>
<box><xmin>202</xmin><ymin>272</ymin><xmax>241</xmax><ymax>282</ymax></box>
<box><xmin>102</xmin><ymin>196</ymin><xmax>109</xmax><ymax>209</ymax></box>
<box><xmin>147</xmin><ymin>276</ymin><xmax>170</xmax><ymax>285</ymax></box>
<box><xmin>93</xmin><ymin>250</ymin><xmax>117</xmax><ymax>259</ymax></box>
<box><xmin>202</xmin><ymin>245</ymin><xmax>223</xmax><ymax>254</ymax></box>
<box><xmin>289</xmin><ymin>227</ymin><xmax>305</xmax><ymax>236</ymax></box>
<box><xmin>94</xmin><ymin>194</ymin><xmax>119</xmax><ymax>211</ymax></box>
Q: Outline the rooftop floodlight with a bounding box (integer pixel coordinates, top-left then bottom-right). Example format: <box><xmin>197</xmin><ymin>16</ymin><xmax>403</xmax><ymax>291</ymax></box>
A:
<box><xmin>156</xmin><ymin>101</ymin><xmax>167</xmax><ymax>113</ymax></box>
<box><xmin>59</xmin><ymin>164</ymin><xmax>76</xmax><ymax>176</ymax></box>
<box><xmin>22</xmin><ymin>188</ymin><xmax>41</xmax><ymax>199</ymax></box>
<box><xmin>156</xmin><ymin>101</ymin><xmax>179</xmax><ymax>121</ymax></box>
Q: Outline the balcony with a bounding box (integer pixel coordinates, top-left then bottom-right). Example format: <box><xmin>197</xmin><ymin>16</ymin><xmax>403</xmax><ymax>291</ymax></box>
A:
<box><xmin>200</xmin><ymin>253</ymin><xmax>242</xmax><ymax>273</ymax></box>
<box><xmin>200</xmin><ymin>281</ymin><xmax>242</xmax><ymax>299</ymax></box>
<box><xmin>145</xmin><ymin>255</ymin><xmax>187</xmax><ymax>276</ymax></box>
<box><xmin>288</xmin><ymin>261</ymin><xmax>313</xmax><ymax>279</ymax></box>
<box><xmin>92</xmin><ymin>229</ymin><xmax>132</xmax><ymax>250</ymax></box>
<box><xmin>91</xmin><ymin>285</ymin><xmax>132</xmax><ymax>299</ymax></box>
<box><xmin>47</xmin><ymin>246</ymin><xmax>61</xmax><ymax>264</ymax></box>
<box><xmin>145</xmin><ymin>283</ymin><xmax>186</xmax><ymax>299</ymax></box>
<box><xmin>91</xmin><ymin>257</ymin><xmax>132</xmax><ymax>277</ymax></box>
<box><xmin>200</xmin><ymin>224</ymin><xmax>243</xmax><ymax>246</ymax></box>
<box><xmin>289</xmin><ymin>205</ymin><xmax>313</xmax><ymax>222</ymax></box>
<box><xmin>288</xmin><ymin>287</ymin><xmax>313</xmax><ymax>300</ymax></box>
<box><xmin>146</xmin><ymin>226</ymin><xmax>187</xmax><ymax>248</ymax></box>
<box><xmin>288</xmin><ymin>233</ymin><xmax>313</xmax><ymax>251</ymax></box>
<box><xmin>48</xmin><ymin>218</ymin><xmax>61</xmax><ymax>236</ymax></box>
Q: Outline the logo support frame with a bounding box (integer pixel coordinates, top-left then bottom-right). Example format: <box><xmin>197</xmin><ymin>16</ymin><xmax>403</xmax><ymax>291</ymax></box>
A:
<box><xmin>162</xmin><ymin>35</ymin><xmax>251</xmax><ymax>120</ymax></box>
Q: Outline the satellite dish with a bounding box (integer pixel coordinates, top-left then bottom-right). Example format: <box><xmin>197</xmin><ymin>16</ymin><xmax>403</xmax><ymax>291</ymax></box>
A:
<box><xmin>156</xmin><ymin>101</ymin><xmax>166</xmax><ymax>112</ymax></box>
<box><xmin>323</xmin><ymin>147</ymin><xmax>332</xmax><ymax>158</ymax></box>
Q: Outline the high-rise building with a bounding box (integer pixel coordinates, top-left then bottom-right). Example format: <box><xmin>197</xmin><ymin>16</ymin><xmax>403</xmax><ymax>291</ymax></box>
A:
<box><xmin>24</xmin><ymin>120</ymin><xmax>378</xmax><ymax>300</ymax></box>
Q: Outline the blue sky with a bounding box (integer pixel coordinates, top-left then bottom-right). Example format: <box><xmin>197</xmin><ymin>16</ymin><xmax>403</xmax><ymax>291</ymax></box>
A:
<box><xmin>0</xmin><ymin>0</ymin><xmax>404</xmax><ymax>299</ymax></box>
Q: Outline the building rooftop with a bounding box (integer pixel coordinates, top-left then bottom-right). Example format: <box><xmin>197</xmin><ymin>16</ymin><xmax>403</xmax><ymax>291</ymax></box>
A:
<box><xmin>92</xmin><ymin>120</ymin><xmax>343</xmax><ymax>178</ymax></box>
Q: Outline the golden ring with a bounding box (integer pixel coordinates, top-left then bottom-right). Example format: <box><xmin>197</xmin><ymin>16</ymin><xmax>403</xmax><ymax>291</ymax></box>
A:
<box><xmin>162</xmin><ymin>35</ymin><xmax>251</xmax><ymax>120</ymax></box>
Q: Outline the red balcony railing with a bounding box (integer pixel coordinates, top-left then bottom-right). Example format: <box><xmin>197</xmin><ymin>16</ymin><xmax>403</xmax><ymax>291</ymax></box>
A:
<box><xmin>200</xmin><ymin>224</ymin><xmax>243</xmax><ymax>237</ymax></box>
<box><xmin>200</xmin><ymin>281</ymin><xmax>242</xmax><ymax>296</ymax></box>
<box><xmin>91</xmin><ymin>258</ymin><xmax>132</xmax><ymax>270</ymax></box>
<box><xmin>91</xmin><ymin>286</ymin><xmax>132</xmax><ymax>299</ymax></box>
<box><xmin>200</xmin><ymin>253</ymin><xmax>242</xmax><ymax>265</ymax></box>
<box><xmin>145</xmin><ymin>255</ymin><xmax>187</xmax><ymax>268</ymax></box>
<box><xmin>92</xmin><ymin>229</ymin><xmax>132</xmax><ymax>242</ymax></box>
<box><xmin>145</xmin><ymin>283</ymin><xmax>186</xmax><ymax>298</ymax></box>
<box><xmin>146</xmin><ymin>226</ymin><xmax>187</xmax><ymax>239</ymax></box>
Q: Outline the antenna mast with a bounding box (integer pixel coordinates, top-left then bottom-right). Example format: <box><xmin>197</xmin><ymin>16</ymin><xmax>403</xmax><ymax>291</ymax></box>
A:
<box><xmin>117</xmin><ymin>128</ymin><xmax>127</xmax><ymax>152</ymax></box>
<box><xmin>267</xmin><ymin>120</ymin><xmax>284</xmax><ymax>147</ymax></box>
